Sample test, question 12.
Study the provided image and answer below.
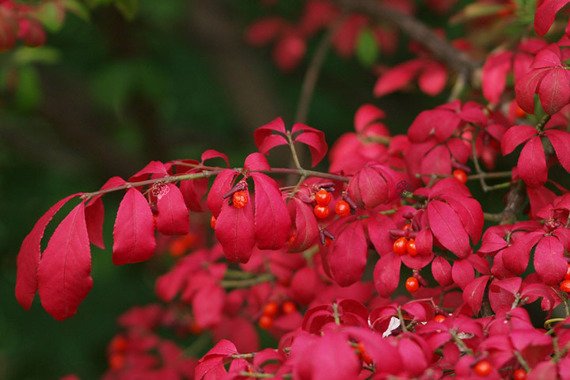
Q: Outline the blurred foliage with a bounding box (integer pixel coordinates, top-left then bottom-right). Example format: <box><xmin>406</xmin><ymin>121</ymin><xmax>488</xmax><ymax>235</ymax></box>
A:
<box><xmin>0</xmin><ymin>1</ymin><xmax>462</xmax><ymax>379</ymax></box>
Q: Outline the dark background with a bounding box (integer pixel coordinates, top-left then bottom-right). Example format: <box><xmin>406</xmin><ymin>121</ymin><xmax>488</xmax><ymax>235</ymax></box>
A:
<box><xmin>0</xmin><ymin>1</ymin><xmax>454</xmax><ymax>378</ymax></box>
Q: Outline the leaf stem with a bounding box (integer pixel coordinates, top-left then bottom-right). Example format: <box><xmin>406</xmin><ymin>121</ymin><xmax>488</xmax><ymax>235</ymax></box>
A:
<box><xmin>220</xmin><ymin>273</ymin><xmax>274</xmax><ymax>289</ymax></box>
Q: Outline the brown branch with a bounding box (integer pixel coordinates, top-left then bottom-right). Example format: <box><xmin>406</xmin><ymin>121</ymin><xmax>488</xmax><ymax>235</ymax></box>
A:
<box><xmin>335</xmin><ymin>0</ymin><xmax>477</xmax><ymax>77</ymax></box>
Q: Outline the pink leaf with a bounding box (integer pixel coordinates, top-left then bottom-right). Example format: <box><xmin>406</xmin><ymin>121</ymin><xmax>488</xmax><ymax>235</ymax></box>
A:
<box><xmin>112</xmin><ymin>188</ymin><xmax>156</xmax><ymax>265</ymax></box>
<box><xmin>251</xmin><ymin>173</ymin><xmax>291</xmax><ymax>250</ymax></box>
<box><xmin>215</xmin><ymin>194</ymin><xmax>255</xmax><ymax>263</ymax></box>
<box><xmin>534</xmin><ymin>235</ymin><xmax>566</xmax><ymax>285</ymax></box>
<box><xmin>518</xmin><ymin>136</ymin><xmax>547</xmax><ymax>186</ymax></box>
<box><xmin>374</xmin><ymin>252</ymin><xmax>401</xmax><ymax>297</ymax></box>
<box><xmin>201</xmin><ymin>149</ymin><xmax>229</xmax><ymax>167</ymax></box>
<box><xmin>408</xmin><ymin>107</ymin><xmax>461</xmax><ymax>143</ymax></box>
<box><xmin>538</xmin><ymin>68</ymin><xmax>570</xmax><ymax>115</ymax></box>
<box><xmin>206</xmin><ymin>169</ymin><xmax>238</xmax><ymax>217</ymax></box>
<box><xmin>463</xmin><ymin>275</ymin><xmax>490</xmax><ymax>315</ymax></box>
<box><xmin>129</xmin><ymin>161</ymin><xmax>168</xmax><ymax>181</ymax></box>
<box><xmin>85</xmin><ymin>198</ymin><xmax>105</xmax><ymax>249</ymax></box>
<box><xmin>326</xmin><ymin>221</ymin><xmax>368</xmax><ymax>286</ymax></box>
<box><xmin>501</xmin><ymin>125</ymin><xmax>537</xmax><ymax>155</ymax></box>
<box><xmin>534</xmin><ymin>0</ymin><xmax>570</xmax><ymax>35</ymax></box>
<box><xmin>515</xmin><ymin>67</ymin><xmax>549</xmax><ymax>114</ymax></box>
<box><xmin>367</xmin><ymin>214</ymin><xmax>396</xmax><ymax>255</ymax></box>
<box><xmin>37</xmin><ymin>202</ymin><xmax>93</xmax><ymax>320</ymax></box>
<box><xmin>292</xmin><ymin>123</ymin><xmax>328</xmax><ymax>167</ymax></box>
<box><xmin>427</xmin><ymin>200</ymin><xmax>471</xmax><ymax>257</ymax></box>
<box><xmin>180</xmin><ymin>177</ymin><xmax>208</xmax><ymax>212</ymax></box>
<box><xmin>545</xmin><ymin>129</ymin><xmax>570</xmax><ymax>173</ymax></box>
<box><xmin>16</xmin><ymin>193</ymin><xmax>81</xmax><ymax>310</ymax></box>
<box><xmin>156</xmin><ymin>184</ymin><xmax>189</xmax><ymax>235</ymax></box>
<box><xmin>196</xmin><ymin>339</ymin><xmax>238</xmax><ymax>380</ymax></box>
<box><xmin>254</xmin><ymin>118</ymin><xmax>288</xmax><ymax>156</ymax></box>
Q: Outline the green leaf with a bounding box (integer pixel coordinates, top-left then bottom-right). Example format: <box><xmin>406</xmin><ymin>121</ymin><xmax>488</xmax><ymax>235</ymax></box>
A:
<box><xmin>12</xmin><ymin>47</ymin><xmax>60</xmax><ymax>66</ymax></box>
<box><xmin>34</xmin><ymin>2</ymin><xmax>65</xmax><ymax>32</ymax></box>
<box><xmin>64</xmin><ymin>0</ymin><xmax>91</xmax><ymax>21</ymax></box>
<box><xmin>14</xmin><ymin>66</ymin><xmax>41</xmax><ymax>111</ymax></box>
<box><xmin>356</xmin><ymin>28</ymin><xmax>379</xmax><ymax>67</ymax></box>
<box><xmin>115</xmin><ymin>0</ymin><xmax>139</xmax><ymax>20</ymax></box>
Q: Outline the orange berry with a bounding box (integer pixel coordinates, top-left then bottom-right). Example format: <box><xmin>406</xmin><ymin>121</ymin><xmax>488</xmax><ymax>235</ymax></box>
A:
<box><xmin>433</xmin><ymin>314</ymin><xmax>446</xmax><ymax>323</ymax></box>
<box><xmin>282</xmin><ymin>301</ymin><xmax>297</xmax><ymax>315</ymax></box>
<box><xmin>232</xmin><ymin>190</ymin><xmax>248</xmax><ymax>208</ymax></box>
<box><xmin>262</xmin><ymin>302</ymin><xmax>279</xmax><ymax>317</ymax></box>
<box><xmin>405</xmin><ymin>277</ymin><xmax>419</xmax><ymax>293</ymax></box>
<box><xmin>452</xmin><ymin>169</ymin><xmax>468</xmax><ymax>184</ymax></box>
<box><xmin>402</xmin><ymin>223</ymin><xmax>412</xmax><ymax>231</ymax></box>
<box><xmin>110</xmin><ymin>335</ymin><xmax>128</xmax><ymax>352</ymax></box>
<box><xmin>473</xmin><ymin>359</ymin><xmax>492</xmax><ymax>377</ymax></box>
<box><xmin>513</xmin><ymin>368</ymin><xmax>527</xmax><ymax>380</ymax></box>
<box><xmin>109</xmin><ymin>353</ymin><xmax>125</xmax><ymax>370</ymax></box>
<box><xmin>406</xmin><ymin>239</ymin><xmax>417</xmax><ymax>257</ymax></box>
<box><xmin>210</xmin><ymin>215</ymin><xmax>216</xmax><ymax>229</ymax></box>
<box><xmin>335</xmin><ymin>200</ymin><xmax>351</xmax><ymax>216</ymax></box>
<box><xmin>393</xmin><ymin>237</ymin><xmax>408</xmax><ymax>255</ymax></box>
<box><xmin>258</xmin><ymin>315</ymin><xmax>273</xmax><ymax>329</ymax></box>
<box><xmin>315</xmin><ymin>189</ymin><xmax>332</xmax><ymax>206</ymax></box>
<box><xmin>560</xmin><ymin>280</ymin><xmax>570</xmax><ymax>293</ymax></box>
<box><xmin>314</xmin><ymin>204</ymin><xmax>330</xmax><ymax>219</ymax></box>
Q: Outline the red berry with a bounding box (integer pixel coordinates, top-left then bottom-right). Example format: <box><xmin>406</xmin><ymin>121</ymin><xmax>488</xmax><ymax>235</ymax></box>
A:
<box><xmin>560</xmin><ymin>280</ymin><xmax>570</xmax><ymax>293</ymax></box>
<box><xmin>355</xmin><ymin>342</ymin><xmax>373</xmax><ymax>365</ymax></box>
<box><xmin>262</xmin><ymin>302</ymin><xmax>279</xmax><ymax>318</ymax></box>
<box><xmin>405</xmin><ymin>277</ymin><xmax>419</xmax><ymax>293</ymax></box>
<box><xmin>282</xmin><ymin>301</ymin><xmax>297</xmax><ymax>315</ymax></box>
<box><xmin>402</xmin><ymin>223</ymin><xmax>412</xmax><ymax>231</ymax></box>
<box><xmin>473</xmin><ymin>360</ymin><xmax>492</xmax><ymax>377</ymax></box>
<box><xmin>393</xmin><ymin>237</ymin><xmax>408</xmax><ymax>255</ymax></box>
<box><xmin>565</xmin><ymin>264</ymin><xmax>570</xmax><ymax>280</ymax></box>
<box><xmin>314</xmin><ymin>204</ymin><xmax>330</xmax><ymax>219</ymax></box>
<box><xmin>335</xmin><ymin>200</ymin><xmax>351</xmax><ymax>216</ymax></box>
<box><xmin>453</xmin><ymin>169</ymin><xmax>468</xmax><ymax>184</ymax></box>
<box><xmin>110</xmin><ymin>335</ymin><xmax>128</xmax><ymax>352</ymax></box>
<box><xmin>109</xmin><ymin>353</ymin><xmax>126</xmax><ymax>370</ymax></box>
<box><xmin>513</xmin><ymin>369</ymin><xmax>527</xmax><ymax>380</ymax></box>
<box><xmin>406</xmin><ymin>239</ymin><xmax>417</xmax><ymax>257</ymax></box>
<box><xmin>189</xmin><ymin>321</ymin><xmax>202</xmax><ymax>334</ymax></box>
<box><xmin>315</xmin><ymin>189</ymin><xmax>332</xmax><ymax>206</ymax></box>
<box><xmin>232</xmin><ymin>190</ymin><xmax>248</xmax><ymax>208</ymax></box>
<box><xmin>258</xmin><ymin>315</ymin><xmax>273</xmax><ymax>329</ymax></box>
<box><xmin>210</xmin><ymin>215</ymin><xmax>216</xmax><ymax>229</ymax></box>
<box><xmin>434</xmin><ymin>314</ymin><xmax>446</xmax><ymax>323</ymax></box>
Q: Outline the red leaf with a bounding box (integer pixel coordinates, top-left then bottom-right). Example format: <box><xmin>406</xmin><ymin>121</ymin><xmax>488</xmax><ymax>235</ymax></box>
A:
<box><xmin>408</xmin><ymin>108</ymin><xmax>461</xmax><ymax>142</ymax></box>
<box><xmin>196</xmin><ymin>339</ymin><xmax>238</xmax><ymax>380</ymax></box>
<box><xmin>432</xmin><ymin>256</ymin><xmax>453</xmax><ymax>287</ymax></box>
<box><xmin>501</xmin><ymin>125</ymin><xmax>537</xmax><ymax>155</ymax></box>
<box><xmin>206</xmin><ymin>169</ymin><xmax>238</xmax><ymax>217</ymax></box>
<box><xmin>518</xmin><ymin>136</ymin><xmax>547</xmax><ymax>186</ymax></box>
<box><xmin>129</xmin><ymin>161</ymin><xmax>168</xmax><ymax>181</ymax></box>
<box><xmin>156</xmin><ymin>184</ymin><xmax>189</xmax><ymax>235</ymax></box>
<box><xmin>538</xmin><ymin>68</ymin><xmax>570</xmax><ymax>115</ymax></box>
<box><xmin>463</xmin><ymin>275</ymin><xmax>490</xmax><ymax>315</ymax></box>
<box><xmin>374</xmin><ymin>252</ymin><xmax>401</xmax><ymax>297</ymax></box>
<box><xmin>37</xmin><ymin>203</ymin><xmax>93</xmax><ymax>320</ymax></box>
<box><xmin>254</xmin><ymin>117</ymin><xmax>288</xmax><ymax>155</ymax></box>
<box><xmin>534</xmin><ymin>0</ymin><xmax>570</xmax><ymax>35</ymax></box>
<box><xmin>368</xmin><ymin>214</ymin><xmax>396</xmax><ymax>255</ymax></box>
<box><xmin>244</xmin><ymin>152</ymin><xmax>271</xmax><ymax>172</ymax></box>
<box><xmin>215</xmin><ymin>193</ymin><xmax>255</xmax><ymax>263</ymax></box>
<box><xmin>452</xmin><ymin>259</ymin><xmax>474</xmax><ymax>289</ymax></box>
<box><xmin>418</xmin><ymin>61</ymin><xmax>447</xmax><ymax>96</ymax></box>
<box><xmin>112</xmin><ymin>188</ymin><xmax>157</xmax><ymax>265</ymax></box>
<box><xmin>534</xmin><ymin>235</ymin><xmax>566</xmax><ymax>285</ymax></box>
<box><xmin>180</xmin><ymin>177</ymin><xmax>208</xmax><ymax>212</ymax></box>
<box><xmin>246</xmin><ymin>17</ymin><xmax>285</xmax><ymax>46</ymax></box>
<box><xmin>482</xmin><ymin>51</ymin><xmax>513</xmax><ymax>104</ymax></box>
<box><xmin>201</xmin><ymin>149</ymin><xmax>229</xmax><ymax>167</ymax></box>
<box><xmin>545</xmin><ymin>129</ymin><xmax>570</xmax><ymax>173</ymax></box>
<box><xmin>292</xmin><ymin>123</ymin><xmax>328</xmax><ymax>167</ymax></box>
<box><xmin>287</xmin><ymin>198</ymin><xmax>319</xmax><ymax>252</ymax></box>
<box><xmin>354</xmin><ymin>104</ymin><xmax>386</xmax><ymax>133</ymax></box>
<box><xmin>515</xmin><ymin>67</ymin><xmax>549</xmax><ymax>114</ymax></box>
<box><xmin>373</xmin><ymin>60</ymin><xmax>423</xmax><ymax>97</ymax></box>
<box><xmin>193</xmin><ymin>284</ymin><xmax>225</xmax><ymax>328</ymax></box>
<box><xmin>326</xmin><ymin>221</ymin><xmax>368</xmax><ymax>286</ymax></box>
<box><xmin>427</xmin><ymin>200</ymin><xmax>471</xmax><ymax>257</ymax></box>
<box><xmin>251</xmin><ymin>173</ymin><xmax>291</xmax><ymax>249</ymax></box>
<box><xmin>16</xmin><ymin>193</ymin><xmax>81</xmax><ymax>310</ymax></box>
<box><xmin>85</xmin><ymin>198</ymin><xmax>105</xmax><ymax>249</ymax></box>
